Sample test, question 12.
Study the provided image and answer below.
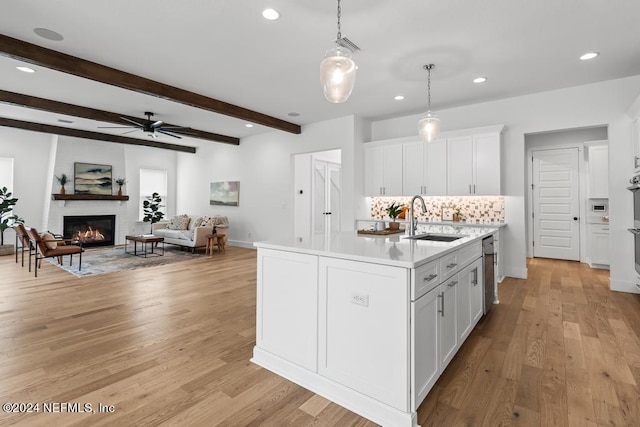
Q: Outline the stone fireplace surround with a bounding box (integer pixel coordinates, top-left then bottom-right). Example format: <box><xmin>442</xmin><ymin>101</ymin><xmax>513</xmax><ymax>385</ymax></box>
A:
<box><xmin>47</xmin><ymin>199</ymin><xmax>129</xmax><ymax>246</ymax></box>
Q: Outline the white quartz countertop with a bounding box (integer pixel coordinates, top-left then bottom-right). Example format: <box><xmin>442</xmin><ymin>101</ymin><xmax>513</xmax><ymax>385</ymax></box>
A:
<box><xmin>254</xmin><ymin>225</ymin><xmax>499</xmax><ymax>269</ymax></box>
<box><xmin>357</xmin><ymin>218</ymin><xmax>507</xmax><ymax>228</ymax></box>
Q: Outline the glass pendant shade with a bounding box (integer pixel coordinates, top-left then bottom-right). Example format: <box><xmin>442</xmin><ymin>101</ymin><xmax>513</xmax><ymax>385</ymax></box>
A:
<box><xmin>320</xmin><ymin>45</ymin><xmax>356</xmax><ymax>103</ymax></box>
<box><xmin>418</xmin><ymin>110</ymin><xmax>440</xmax><ymax>142</ymax></box>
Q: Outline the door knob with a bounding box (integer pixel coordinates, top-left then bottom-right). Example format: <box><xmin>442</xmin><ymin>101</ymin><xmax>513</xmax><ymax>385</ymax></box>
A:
<box><xmin>573</xmin><ymin>217</ymin><xmax>578</xmax><ymax>221</ymax></box>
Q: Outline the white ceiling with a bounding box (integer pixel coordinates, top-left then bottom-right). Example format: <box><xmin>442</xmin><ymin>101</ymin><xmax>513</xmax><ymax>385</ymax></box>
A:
<box><xmin>1</xmin><ymin>0</ymin><xmax>640</xmax><ymax>146</ymax></box>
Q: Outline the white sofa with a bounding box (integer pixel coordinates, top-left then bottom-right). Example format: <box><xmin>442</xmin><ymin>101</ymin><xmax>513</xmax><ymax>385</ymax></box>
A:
<box><xmin>152</xmin><ymin>215</ymin><xmax>229</xmax><ymax>252</ymax></box>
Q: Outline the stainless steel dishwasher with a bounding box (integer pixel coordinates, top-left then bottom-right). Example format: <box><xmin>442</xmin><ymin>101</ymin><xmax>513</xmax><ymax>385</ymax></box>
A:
<box><xmin>482</xmin><ymin>235</ymin><xmax>495</xmax><ymax>314</ymax></box>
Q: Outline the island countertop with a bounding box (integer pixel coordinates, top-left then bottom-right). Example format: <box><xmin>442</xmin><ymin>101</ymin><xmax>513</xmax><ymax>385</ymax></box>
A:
<box><xmin>254</xmin><ymin>225</ymin><xmax>499</xmax><ymax>269</ymax></box>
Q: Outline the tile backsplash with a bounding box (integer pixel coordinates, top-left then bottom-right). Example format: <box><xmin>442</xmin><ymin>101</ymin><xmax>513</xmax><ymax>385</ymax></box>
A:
<box><xmin>370</xmin><ymin>196</ymin><xmax>505</xmax><ymax>223</ymax></box>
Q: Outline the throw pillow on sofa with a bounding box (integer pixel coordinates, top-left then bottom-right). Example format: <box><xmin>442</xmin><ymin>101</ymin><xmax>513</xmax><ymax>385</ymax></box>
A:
<box><xmin>167</xmin><ymin>214</ymin><xmax>191</xmax><ymax>230</ymax></box>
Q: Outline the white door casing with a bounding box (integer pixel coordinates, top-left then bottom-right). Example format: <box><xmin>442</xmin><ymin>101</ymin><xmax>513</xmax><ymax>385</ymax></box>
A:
<box><xmin>532</xmin><ymin>148</ymin><xmax>580</xmax><ymax>261</ymax></box>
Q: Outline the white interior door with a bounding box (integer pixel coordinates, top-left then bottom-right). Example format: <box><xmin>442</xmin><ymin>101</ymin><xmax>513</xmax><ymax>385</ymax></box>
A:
<box><xmin>532</xmin><ymin>148</ymin><xmax>580</xmax><ymax>260</ymax></box>
<box><xmin>312</xmin><ymin>159</ymin><xmax>341</xmax><ymax>234</ymax></box>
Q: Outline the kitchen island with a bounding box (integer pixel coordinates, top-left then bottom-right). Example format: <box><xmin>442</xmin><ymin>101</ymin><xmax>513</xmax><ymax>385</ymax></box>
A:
<box><xmin>252</xmin><ymin>225</ymin><xmax>498</xmax><ymax>427</ymax></box>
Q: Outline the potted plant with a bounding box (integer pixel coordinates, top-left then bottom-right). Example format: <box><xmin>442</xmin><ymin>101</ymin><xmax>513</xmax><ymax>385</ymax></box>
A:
<box><xmin>55</xmin><ymin>173</ymin><xmax>68</xmax><ymax>195</ymax></box>
<box><xmin>142</xmin><ymin>192</ymin><xmax>165</xmax><ymax>233</ymax></box>
<box><xmin>385</xmin><ymin>202</ymin><xmax>403</xmax><ymax>230</ymax></box>
<box><xmin>114</xmin><ymin>178</ymin><xmax>127</xmax><ymax>196</ymax></box>
<box><xmin>453</xmin><ymin>206</ymin><xmax>464</xmax><ymax>222</ymax></box>
<box><xmin>0</xmin><ymin>186</ymin><xmax>23</xmax><ymax>256</ymax></box>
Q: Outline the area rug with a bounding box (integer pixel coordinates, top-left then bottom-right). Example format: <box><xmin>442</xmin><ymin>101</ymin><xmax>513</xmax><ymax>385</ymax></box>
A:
<box><xmin>45</xmin><ymin>245</ymin><xmax>205</xmax><ymax>277</ymax></box>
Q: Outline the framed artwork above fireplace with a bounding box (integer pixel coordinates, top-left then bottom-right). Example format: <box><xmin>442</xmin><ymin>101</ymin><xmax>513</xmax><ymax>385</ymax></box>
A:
<box><xmin>74</xmin><ymin>162</ymin><xmax>112</xmax><ymax>195</ymax></box>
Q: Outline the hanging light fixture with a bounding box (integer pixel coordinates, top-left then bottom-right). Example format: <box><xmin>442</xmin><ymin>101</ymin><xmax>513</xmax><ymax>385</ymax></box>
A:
<box><xmin>418</xmin><ymin>64</ymin><xmax>441</xmax><ymax>142</ymax></box>
<box><xmin>320</xmin><ymin>0</ymin><xmax>360</xmax><ymax>103</ymax></box>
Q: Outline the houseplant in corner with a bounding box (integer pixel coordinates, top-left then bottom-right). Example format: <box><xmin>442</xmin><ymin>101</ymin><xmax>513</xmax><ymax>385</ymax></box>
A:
<box><xmin>0</xmin><ymin>186</ymin><xmax>23</xmax><ymax>256</ymax></box>
<box><xmin>55</xmin><ymin>173</ymin><xmax>68</xmax><ymax>195</ymax></box>
<box><xmin>385</xmin><ymin>202</ymin><xmax>403</xmax><ymax>231</ymax></box>
<box><xmin>142</xmin><ymin>192</ymin><xmax>165</xmax><ymax>234</ymax></box>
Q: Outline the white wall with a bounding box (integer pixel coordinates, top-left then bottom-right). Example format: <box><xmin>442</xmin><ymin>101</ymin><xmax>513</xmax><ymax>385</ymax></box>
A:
<box><xmin>371</xmin><ymin>76</ymin><xmax>640</xmax><ymax>287</ymax></box>
<box><xmin>175</xmin><ymin>116</ymin><xmax>365</xmax><ymax>247</ymax></box>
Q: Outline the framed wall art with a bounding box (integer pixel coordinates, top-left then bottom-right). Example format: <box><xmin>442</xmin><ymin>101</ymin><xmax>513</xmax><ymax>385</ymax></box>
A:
<box><xmin>74</xmin><ymin>162</ymin><xmax>113</xmax><ymax>195</ymax></box>
<box><xmin>210</xmin><ymin>181</ymin><xmax>239</xmax><ymax>206</ymax></box>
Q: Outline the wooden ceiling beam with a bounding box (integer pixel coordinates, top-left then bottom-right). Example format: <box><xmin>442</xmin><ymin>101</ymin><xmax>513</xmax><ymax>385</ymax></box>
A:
<box><xmin>0</xmin><ymin>117</ymin><xmax>196</xmax><ymax>154</ymax></box>
<box><xmin>0</xmin><ymin>34</ymin><xmax>301</xmax><ymax>135</ymax></box>
<box><xmin>0</xmin><ymin>89</ymin><xmax>239</xmax><ymax>145</ymax></box>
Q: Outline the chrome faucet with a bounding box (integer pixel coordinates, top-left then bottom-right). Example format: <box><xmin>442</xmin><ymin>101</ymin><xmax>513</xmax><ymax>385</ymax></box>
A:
<box><xmin>409</xmin><ymin>195</ymin><xmax>427</xmax><ymax>236</ymax></box>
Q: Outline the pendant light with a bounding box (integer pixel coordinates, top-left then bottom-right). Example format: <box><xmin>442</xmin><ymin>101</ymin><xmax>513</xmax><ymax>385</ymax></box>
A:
<box><xmin>418</xmin><ymin>64</ymin><xmax>441</xmax><ymax>142</ymax></box>
<box><xmin>320</xmin><ymin>0</ymin><xmax>359</xmax><ymax>103</ymax></box>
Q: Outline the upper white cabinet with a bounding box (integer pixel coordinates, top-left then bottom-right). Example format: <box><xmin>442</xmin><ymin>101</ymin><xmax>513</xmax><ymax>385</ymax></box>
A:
<box><xmin>365</xmin><ymin>125</ymin><xmax>503</xmax><ymax>198</ymax></box>
<box><xmin>587</xmin><ymin>143</ymin><xmax>609</xmax><ymax>198</ymax></box>
<box><xmin>447</xmin><ymin>131</ymin><xmax>502</xmax><ymax>196</ymax></box>
<box><xmin>364</xmin><ymin>144</ymin><xmax>403</xmax><ymax>196</ymax></box>
<box><xmin>403</xmin><ymin>138</ymin><xmax>447</xmax><ymax>196</ymax></box>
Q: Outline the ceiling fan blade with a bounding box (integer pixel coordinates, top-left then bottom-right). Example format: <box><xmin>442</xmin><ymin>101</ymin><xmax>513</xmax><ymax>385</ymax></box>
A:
<box><xmin>157</xmin><ymin>129</ymin><xmax>182</xmax><ymax>139</ymax></box>
<box><xmin>97</xmin><ymin>126</ymin><xmax>136</xmax><ymax>129</ymax></box>
<box><xmin>120</xmin><ymin>117</ymin><xmax>145</xmax><ymax>127</ymax></box>
<box><xmin>151</xmin><ymin>120</ymin><xmax>164</xmax><ymax>128</ymax></box>
<box><xmin>121</xmin><ymin>129</ymin><xmax>141</xmax><ymax>135</ymax></box>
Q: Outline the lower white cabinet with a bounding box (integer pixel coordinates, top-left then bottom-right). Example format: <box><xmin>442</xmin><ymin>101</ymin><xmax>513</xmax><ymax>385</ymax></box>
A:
<box><xmin>411</xmin><ymin>285</ymin><xmax>440</xmax><ymax>411</ymax></box>
<box><xmin>318</xmin><ymin>257</ymin><xmax>409</xmax><ymax>411</ymax></box>
<box><xmin>256</xmin><ymin>249</ymin><xmax>318</xmax><ymax>371</ymax></box>
<box><xmin>589</xmin><ymin>224</ymin><xmax>610</xmax><ymax>268</ymax></box>
<box><xmin>469</xmin><ymin>259</ymin><xmax>484</xmax><ymax>324</ymax></box>
<box><xmin>439</xmin><ymin>276</ymin><xmax>458</xmax><ymax>370</ymax></box>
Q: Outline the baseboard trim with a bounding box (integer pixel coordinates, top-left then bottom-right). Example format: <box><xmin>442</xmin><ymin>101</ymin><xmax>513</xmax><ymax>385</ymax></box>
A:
<box><xmin>227</xmin><ymin>240</ymin><xmax>256</xmax><ymax>249</ymax></box>
<box><xmin>504</xmin><ymin>266</ymin><xmax>527</xmax><ymax>279</ymax></box>
<box><xmin>610</xmin><ymin>277</ymin><xmax>640</xmax><ymax>294</ymax></box>
<box><xmin>251</xmin><ymin>347</ymin><xmax>418</xmax><ymax>427</ymax></box>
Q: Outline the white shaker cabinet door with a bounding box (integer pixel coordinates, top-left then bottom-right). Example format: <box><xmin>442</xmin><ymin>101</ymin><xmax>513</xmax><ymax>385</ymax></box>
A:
<box><xmin>318</xmin><ymin>257</ymin><xmax>410</xmax><ymax>411</ymax></box>
<box><xmin>364</xmin><ymin>145</ymin><xmax>384</xmax><ymax>196</ymax></box>
<box><xmin>439</xmin><ymin>276</ymin><xmax>458</xmax><ymax>370</ymax></box>
<box><xmin>473</xmin><ymin>133</ymin><xmax>501</xmax><ymax>195</ymax></box>
<box><xmin>425</xmin><ymin>138</ymin><xmax>448</xmax><ymax>196</ymax></box>
<box><xmin>256</xmin><ymin>249</ymin><xmax>318</xmax><ymax>372</ymax></box>
<box><xmin>403</xmin><ymin>140</ymin><xmax>425</xmax><ymax>196</ymax></box>
<box><xmin>411</xmin><ymin>286</ymin><xmax>440</xmax><ymax>411</ymax></box>
<box><xmin>447</xmin><ymin>136</ymin><xmax>474</xmax><ymax>195</ymax></box>
<box><xmin>469</xmin><ymin>258</ymin><xmax>484</xmax><ymax>324</ymax></box>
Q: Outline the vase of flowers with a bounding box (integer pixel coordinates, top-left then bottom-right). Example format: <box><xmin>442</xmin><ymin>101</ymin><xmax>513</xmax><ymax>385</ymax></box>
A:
<box><xmin>115</xmin><ymin>178</ymin><xmax>127</xmax><ymax>196</ymax></box>
<box><xmin>55</xmin><ymin>173</ymin><xmax>67</xmax><ymax>195</ymax></box>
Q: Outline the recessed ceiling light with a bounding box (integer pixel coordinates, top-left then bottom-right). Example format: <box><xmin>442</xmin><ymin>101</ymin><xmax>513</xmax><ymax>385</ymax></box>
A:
<box><xmin>394</xmin><ymin>95</ymin><xmax>405</xmax><ymax>101</ymax></box>
<box><xmin>262</xmin><ymin>8</ymin><xmax>280</xmax><ymax>20</ymax></box>
<box><xmin>33</xmin><ymin>27</ymin><xmax>64</xmax><ymax>41</ymax></box>
<box><xmin>245</xmin><ymin>124</ymin><xmax>254</xmax><ymax>128</ymax></box>
<box><xmin>580</xmin><ymin>52</ymin><xmax>599</xmax><ymax>61</ymax></box>
<box><xmin>473</xmin><ymin>77</ymin><xmax>487</xmax><ymax>83</ymax></box>
<box><xmin>16</xmin><ymin>66</ymin><xmax>35</xmax><ymax>73</ymax></box>
<box><xmin>288</xmin><ymin>112</ymin><xmax>300</xmax><ymax>117</ymax></box>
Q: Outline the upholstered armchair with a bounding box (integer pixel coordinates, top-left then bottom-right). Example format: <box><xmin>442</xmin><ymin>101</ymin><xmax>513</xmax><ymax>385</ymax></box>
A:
<box><xmin>26</xmin><ymin>227</ymin><xmax>84</xmax><ymax>277</ymax></box>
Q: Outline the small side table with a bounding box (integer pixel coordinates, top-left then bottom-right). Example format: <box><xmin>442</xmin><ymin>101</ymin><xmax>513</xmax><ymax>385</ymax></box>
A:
<box><xmin>205</xmin><ymin>234</ymin><xmax>225</xmax><ymax>256</ymax></box>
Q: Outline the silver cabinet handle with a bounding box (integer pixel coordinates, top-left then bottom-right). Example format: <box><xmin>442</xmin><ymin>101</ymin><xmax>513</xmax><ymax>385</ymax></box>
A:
<box><xmin>472</xmin><ymin>268</ymin><xmax>478</xmax><ymax>285</ymax></box>
<box><xmin>447</xmin><ymin>280</ymin><xmax>457</xmax><ymax>287</ymax></box>
<box><xmin>469</xmin><ymin>184</ymin><xmax>472</xmax><ymax>194</ymax></box>
<box><xmin>438</xmin><ymin>292</ymin><xmax>444</xmax><ymax>316</ymax></box>
<box><xmin>446</xmin><ymin>262</ymin><xmax>457</xmax><ymax>269</ymax></box>
<box><xmin>423</xmin><ymin>274</ymin><xmax>438</xmax><ymax>282</ymax></box>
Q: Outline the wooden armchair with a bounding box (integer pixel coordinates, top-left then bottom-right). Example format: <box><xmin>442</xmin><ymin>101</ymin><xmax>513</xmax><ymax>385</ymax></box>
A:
<box><xmin>26</xmin><ymin>227</ymin><xmax>84</xmax><ymax>277</ymax></box>
<box><xmin>13</xmin><ymin>223</ymin><xmax>30</xmax><ymax>267</ymax></box>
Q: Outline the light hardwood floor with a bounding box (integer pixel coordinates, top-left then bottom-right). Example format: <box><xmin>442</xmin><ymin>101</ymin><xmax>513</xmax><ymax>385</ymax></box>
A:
<box><xmin>1</xmin><ymin>249</ymin><xmax>639</xmax><ymax>426</ymax></box>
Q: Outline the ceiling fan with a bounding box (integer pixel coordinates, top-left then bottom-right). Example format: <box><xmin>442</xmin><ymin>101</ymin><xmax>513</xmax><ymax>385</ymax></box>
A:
<box><xmin>98</xmin><ymin>111</ymin><xmax>192</xmax><ymax>139</ymax></box>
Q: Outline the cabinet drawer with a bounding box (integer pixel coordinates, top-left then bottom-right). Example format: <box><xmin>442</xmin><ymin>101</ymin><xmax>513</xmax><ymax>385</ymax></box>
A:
<box><xmin>412</xmin><ymin>260</ymin><xmax>439</xmax><ymax>300</ymax></box>
<box><xmin>439</xmin><ymin>240</ymin><xmax>482</xmax><ymax>280</ymax></box>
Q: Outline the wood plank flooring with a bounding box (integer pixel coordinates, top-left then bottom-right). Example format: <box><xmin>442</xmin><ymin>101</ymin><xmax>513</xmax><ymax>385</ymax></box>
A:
<box><xmin>1</xmin><ymin>250</ymin><xmax>639</xmax><ymax>426</ymax></box>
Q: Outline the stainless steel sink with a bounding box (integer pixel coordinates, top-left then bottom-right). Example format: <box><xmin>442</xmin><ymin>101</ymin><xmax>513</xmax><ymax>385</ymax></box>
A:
<box><xmin>404</xmin><ymin>233</ymin><xmax>466</xmax><ymax>242</ymax></box>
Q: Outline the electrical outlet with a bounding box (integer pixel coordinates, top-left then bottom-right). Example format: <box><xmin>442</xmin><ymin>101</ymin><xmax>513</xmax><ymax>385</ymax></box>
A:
<box><xmin>351</xmin><ymin>292</ymin><xmax>369</xmax><ymax>307</ymax></box>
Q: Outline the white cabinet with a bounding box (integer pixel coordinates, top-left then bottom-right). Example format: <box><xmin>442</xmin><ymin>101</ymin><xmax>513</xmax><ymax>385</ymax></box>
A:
<box><xmin>318</xmin><ymin>257</ymin><xmax>409</xmax><ymax>411</ymax></box>
<box><xmin>411</xmin><ymin>285</ymin><xmax>440</xmax><ymax>411</ymax></box>
<box><xmin>633</xmin><ymin>117</ymin><xmax>640</xmax><ymax>171</ymax></box>
<box><xmin>403</xmin><ymin>138</ymin><xmax>447</xmax><ymax>196</ymax></box>
<box><xmin>256</xmin><ymin>249</ymin><xmax>318</xmax><ymax>371</ymax></box>
<box><xmin>468</xmin><ymin>259</ymin><xmax>484</xmax><ymax>325</ymax></box>
<box><xmin>439</xmin><ymin>276</ymin><xmax>458</xmax><ymax>370</ymax></box>
<box><xmin>587</xmin><ymin>144</ymin><xmax>609</xmax><ymax>198</ymax></box>
<box><xmin>364</xmin><ymin>144</ymin><xmax>403</xmax><ymax>196</ymax></box>
<box><xmin>447</xmin><ymin>132</ymin><xmax>501</xmax><ymax>195</ymax></box>
<box><xmin>589</xmin><ymin>224</ymin><xmax>610</xmax><ymax>268</ymax></box>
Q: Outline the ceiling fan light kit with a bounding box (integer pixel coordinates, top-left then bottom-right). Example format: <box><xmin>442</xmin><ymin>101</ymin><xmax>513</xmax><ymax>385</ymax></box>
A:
<box><xmin>320</xmin><ymin>0</ymin><xmax>359</xmax><ymax>103</ymax></box>
<box><xmin>418</xmin><ymin>64</ymin><xmax>441</xmax><ymax>142</ymax></box>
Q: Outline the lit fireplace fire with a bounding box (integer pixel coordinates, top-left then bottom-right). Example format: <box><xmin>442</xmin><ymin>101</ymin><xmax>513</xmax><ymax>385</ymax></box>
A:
<box><xmin>76</xmin><ymin>226</ymin><xmax>105</xmax><ymax>242</ymax></box>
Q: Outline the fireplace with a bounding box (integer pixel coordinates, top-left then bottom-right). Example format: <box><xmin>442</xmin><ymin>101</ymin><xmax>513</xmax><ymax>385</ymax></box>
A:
<box><xmin>63</xmin><ymin>215</ymin><xmax>115</xmax><ymax>247</ymax></box>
